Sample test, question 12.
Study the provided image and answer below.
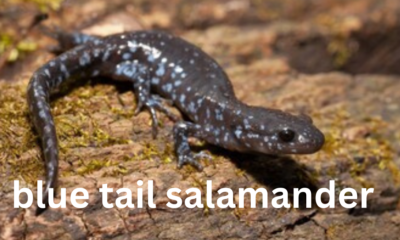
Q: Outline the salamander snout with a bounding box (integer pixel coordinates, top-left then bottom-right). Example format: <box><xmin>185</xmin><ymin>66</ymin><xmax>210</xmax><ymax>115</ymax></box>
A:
<box><xmin>288</xmin><ymin>125</ymin><xmax>325</xmax><ymax>154</ymax></box>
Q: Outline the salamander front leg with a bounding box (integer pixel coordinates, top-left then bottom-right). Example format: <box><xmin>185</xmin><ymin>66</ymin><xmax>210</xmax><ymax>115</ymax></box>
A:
<box><xmin>113</xmin><ymin>61</ymin><xmax>179</xmax><ymax>137</ymax></box>
<box><xmin>132</xmin><ymin>68</ymin><xmax>178</xmax><ymax>137</ymax></box>
<box><xmin>173</xmin><ymin>122</ymin><xmax>212</xmax><ymax>171</ymax></box>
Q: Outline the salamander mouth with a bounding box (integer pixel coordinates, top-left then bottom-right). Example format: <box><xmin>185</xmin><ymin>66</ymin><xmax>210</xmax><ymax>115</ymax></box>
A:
<box><xmin>294</xmin><ymin>130</ymin><xmax>325</xmax><ymax>154</ymax></box>
<box><xmin>313</xmin><ymin>130</ymin><xmax>326</xmax><ymax>151</ymax></box>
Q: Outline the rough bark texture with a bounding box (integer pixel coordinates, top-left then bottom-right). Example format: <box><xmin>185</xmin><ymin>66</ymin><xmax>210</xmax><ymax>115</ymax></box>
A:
<box><xmin>1</xmin><ymin>0</ymin><xmax>400</xmax><ymax>239</ymax></box>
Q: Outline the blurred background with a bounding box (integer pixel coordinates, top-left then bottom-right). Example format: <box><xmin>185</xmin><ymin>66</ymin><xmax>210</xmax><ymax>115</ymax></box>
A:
<box><xmin>2</xmin><ymin>0</ymin><xmax>400</xmax><ymax>78</ymax></box>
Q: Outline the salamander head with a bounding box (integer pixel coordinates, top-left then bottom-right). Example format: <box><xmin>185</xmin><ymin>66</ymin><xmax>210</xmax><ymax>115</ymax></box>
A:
<box><xmin>231</xmin><ymin>107</ymin><xmax>325</xmax><ymax>155</ymax></box>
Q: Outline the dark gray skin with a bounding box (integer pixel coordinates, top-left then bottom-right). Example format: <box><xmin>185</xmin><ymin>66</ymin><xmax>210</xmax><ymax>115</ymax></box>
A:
<box><xmin>27</xmin><ymin>30</ymin><xmax>325</xmax><ymax>215</ymax></box>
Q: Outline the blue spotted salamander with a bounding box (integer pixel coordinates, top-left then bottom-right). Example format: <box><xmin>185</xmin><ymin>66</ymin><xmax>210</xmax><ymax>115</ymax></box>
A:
<box><xmin>27</xmin><ymin>29</ymin><xmax>325</xmax><ymax>214</ymax></box>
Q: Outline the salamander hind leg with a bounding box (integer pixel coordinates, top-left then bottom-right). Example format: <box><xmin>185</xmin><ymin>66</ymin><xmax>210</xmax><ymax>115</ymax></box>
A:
<box><xmin>173</xmin><ymin>122</ymin><xmax>212</xmax><ymax>171</ymax></box>
<box><xmin>40</xmin><ymin>25</ymin><xmax>101</xmax><ymax>53</ymax></box>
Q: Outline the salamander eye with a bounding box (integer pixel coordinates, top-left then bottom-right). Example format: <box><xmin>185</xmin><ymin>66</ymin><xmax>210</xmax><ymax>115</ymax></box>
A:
<box><xmin>278</xmin><ymin>129</ymin><xmax>295</xmax><ymax>142</ymax></box>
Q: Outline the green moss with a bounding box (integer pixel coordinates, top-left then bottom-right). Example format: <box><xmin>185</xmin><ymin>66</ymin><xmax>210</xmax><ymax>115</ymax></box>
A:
<box><xmin>303</xmin><ymin>107</ymin><xmax>400</xmax><ymax>187</ymax></box>
<box><xmin>0</xmin><ymin>81</ymin><xmax>173</xmax><ymax>184</ymax></box>
<box><xmin>76</xmin><ymin>159</ymin><xmax>113</xmax><ymax>176</ymax></box>
<box><xmin>0</xmin><ymin>34</ymin><xmax>13</xmax><ymax>55</ymax></box>
<box><xmin>0</xmin><ymin>82</ymin><xmax>42</xmax><ymax>184</ymax></box>
<box><xmin>0</xmin><ymin>32</ymin><xmax>38</xmax><ymax>62</ymax></box>
<box><xmin>314</xmin><ymin>14</ymin><xmax>359</xmax><ymax>68</ymax></box>
<box><xmin>327</xmin><ymin>37</ymin><xmax>353</xmax><ymax>68</ymax></box>
<box><xmin>16</xmin><ymin>0</ymin><xmax>62</xmax><ymax>11</ymax></box>
<box><xmin>101</xmin><ymin>165</ymin><xmax>129</xmax><ymax>178</ymax></box>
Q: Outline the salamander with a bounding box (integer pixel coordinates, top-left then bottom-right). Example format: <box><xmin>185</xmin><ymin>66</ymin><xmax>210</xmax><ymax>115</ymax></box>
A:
<box><xmin>27</xmin><ymin>29</ymin><xmax>325</xmax><ymax>215</ymax></box>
